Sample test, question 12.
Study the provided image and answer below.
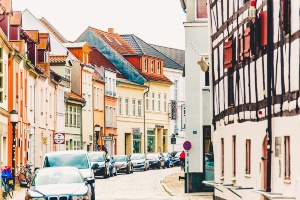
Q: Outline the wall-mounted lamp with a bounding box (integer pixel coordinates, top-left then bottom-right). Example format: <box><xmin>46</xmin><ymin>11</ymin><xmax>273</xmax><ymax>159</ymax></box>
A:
<box><xmin>249</xmin><ymin>0</ymin><xmax>256</xmax><ymax>19</ymax></box>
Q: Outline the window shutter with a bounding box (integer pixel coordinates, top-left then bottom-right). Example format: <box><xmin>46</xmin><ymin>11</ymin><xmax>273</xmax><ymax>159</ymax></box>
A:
<box><xmin>239</xmin><ymin>34</ymin><xmax>244</xmax><ymax>61</ymax></box>
<box><xmin>243</xmin><ymin>27</ymin><xmax>251</xmax><ymax>58</ymax></box>
<box><xmin>282</xmin><ymin>0</ymin><xmax>290</xmax><ymax>35</ymax></box>
<box><xmin>224</xmin><ymin>40</ymin><xmax>233</xmax><ymax>68</ymax></box>
<box><xmin>259</xmin><ymin>11</ymin><xmax>268</xmax><ymax>46</ymax></box>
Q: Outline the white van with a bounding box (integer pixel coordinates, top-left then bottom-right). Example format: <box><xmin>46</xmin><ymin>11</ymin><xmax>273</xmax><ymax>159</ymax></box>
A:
<box><xmin>42</xmin><ymin>150</ymin><xmax>96</xmax><ymax>200</ymax></box>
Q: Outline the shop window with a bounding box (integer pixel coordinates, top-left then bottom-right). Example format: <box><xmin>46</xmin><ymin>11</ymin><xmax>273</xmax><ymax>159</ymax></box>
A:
<box><xmin>224</xmin><ymin>38</ymin><xmax>236</xmax><ymax>69</ymax></box>
<box><xmin>284</xmin><ymin>136</ymin><xmax>291</xmax><ymax>179</ymax></box>
<box><xmin>246</xmin><ymin>139</ymin><xmax>251</xmax><ymax>174</ymax></box>
<box><xmin>259</xmin><ymin>11</ymin><xmax>268</xmax><ymax>46</ymax></box>
<box><xmin>282</xmin><ymin>0</ymin><xmax>291</xmax><ymax>35</ymax></box>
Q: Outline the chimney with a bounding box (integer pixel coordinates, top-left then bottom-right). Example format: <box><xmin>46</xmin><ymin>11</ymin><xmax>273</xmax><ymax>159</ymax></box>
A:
<box><xmin>108</xmin><ymin>28</ymin><xmax>114</xmax><ymax>33</ymax></box>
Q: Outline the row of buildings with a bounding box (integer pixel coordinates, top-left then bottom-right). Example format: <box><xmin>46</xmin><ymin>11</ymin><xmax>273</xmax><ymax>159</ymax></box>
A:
<box><xmin>0</xmin><ymin>0</ymin><xmax>186</xmax><ymax>175</ymax></box>
<box><xmin>180</xmin><ymin>0</ymin><xmax>300</xmax><ymax>199</ymax></box>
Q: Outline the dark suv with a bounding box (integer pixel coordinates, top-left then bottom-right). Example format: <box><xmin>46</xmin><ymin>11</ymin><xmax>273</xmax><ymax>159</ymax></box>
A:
<box><xmin>88</xmin><ymin>151</ymin><xmax>110</xmax><ymax>179</ymax></box>
<box><xmin>147</xmin><ymin>152</ymin><xmax>165</xmax><ymax>169</ymax></box>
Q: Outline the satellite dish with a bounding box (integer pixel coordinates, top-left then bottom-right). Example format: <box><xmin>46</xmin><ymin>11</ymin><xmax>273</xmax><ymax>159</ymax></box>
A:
<box><xmin>197</xmin><ymin>56</ymin><xmax>209</xmax><ymax>72</ymax></box>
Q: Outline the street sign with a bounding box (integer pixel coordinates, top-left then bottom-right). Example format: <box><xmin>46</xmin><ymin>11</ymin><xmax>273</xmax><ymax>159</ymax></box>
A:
<box><xmin>183</xmin><ymin>141</ymin><xmax>192</xmax><ymax>151</ymax></box>
<box><xmin>101</xmin><ymin>136</ymin><xmax>113</xmax><ymax>141</ymax></box>
<box><xmin>54</xmin><ymin>132</ymin><xmax>65</xmax><ymax>144</ymax></box>
<box><xmin>171</xmin><ymin>137</ymin><xmax>176</xmax><ymax>144</ymax></box>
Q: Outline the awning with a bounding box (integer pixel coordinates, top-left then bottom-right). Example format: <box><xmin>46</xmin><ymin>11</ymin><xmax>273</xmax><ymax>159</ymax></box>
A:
<box><xmin>252</xmin><ymin>190</ymin><xmax>296</xmax><ymax>199</ymax></box>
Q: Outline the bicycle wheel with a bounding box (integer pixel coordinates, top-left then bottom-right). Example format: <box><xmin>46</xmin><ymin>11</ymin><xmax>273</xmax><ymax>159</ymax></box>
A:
<box><xmin>18</xmin><ymin>172</ymin><xmax>26</xmax><ymax>183</ymax></box>
<box><xmin>7</xmin><ymin>185</ymin><xmax>13</xmax><ymax>198</ymax></box>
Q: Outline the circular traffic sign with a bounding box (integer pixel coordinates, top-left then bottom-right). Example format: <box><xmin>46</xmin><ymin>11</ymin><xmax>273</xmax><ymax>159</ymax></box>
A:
<box><xmin>183</xmin><ymin>141</ymin><xmax>192</xmax><ymax>150</ymax></box>
<box><xmin>54</xmin><ymin>132</ymin><xmax>65</xmax><ymax>144</ymax></box>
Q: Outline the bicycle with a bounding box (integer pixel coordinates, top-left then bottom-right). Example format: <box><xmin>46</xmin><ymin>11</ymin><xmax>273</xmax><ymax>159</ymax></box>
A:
<box><xmin>1</xmin><ymin>166</ymin><xmax>13</xmax><ymax>199</ymax></box>
<box><xmin>16</xmin><ymin>163</ymin><xmax>33</xmax><ymax>185</ymax></box>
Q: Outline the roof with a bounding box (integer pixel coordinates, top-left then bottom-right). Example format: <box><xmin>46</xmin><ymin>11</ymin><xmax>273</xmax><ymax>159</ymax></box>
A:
<box><xmin>150</xmin><ymin>44</ymin><xmax>185</xmax><ymax>68</ymax></box>
<box><xmin>26</xmin><ymin>30</ymin><xmax>39</xmax><ymax>43</ymax></box>
<box><xmin>37</xmin><ymin>33</ymin><xmax>51</xmax><ymax>50</ymax></box>
<box><xmin>1</xmin><ymin>0</ymin><xmax>12</xmax><ymax>14</ymax></box>
<box><xmin>89</xmin><ymin>46</ymin><xmax>127</xmax><ymax>79</ymax></box>
<box><xmin>121</xmin><ymin>34</ymin><xmax>183</xmax><ymax>70</ymax></box>
<box><xmin>88</xmin><ymin>27</ymin><xmax>137</xmax><ymax>55</ymax></box>
<box><xmin>65</xmin><ymin>91</ymin><xmax>85</xmax><ymax>103</ymax></box>
<box><xmin>49</xmin><ymin>54</ymin><xmax>68</xmax><ymax>63</ymax></box>
<box><xmin>10</xmin><ymin>11</ymin><xmax>22</xmax><ymax>26</ymax></box>
<box><xmin>39</xmin><ymin>17</ymin><xmax>68</xmax><ymax>43</ymax></box>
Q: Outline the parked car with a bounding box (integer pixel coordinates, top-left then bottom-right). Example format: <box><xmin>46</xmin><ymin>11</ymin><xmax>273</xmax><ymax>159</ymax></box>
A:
<box><xmin>147</xmin><ymin>152</ymin><xmax>165</xmax><ymax>169</ymax></box>
<box><xmin>88</xmin><ymin>151</ymin><xmax>110</xmax><ymax>179</ymax></box>
<box><xmin>113</xmin><ymin>155</ymin><xmax>133</xmax><ymax>174</ymax></box>
<box><xmin>129</xmin><ymin>153</ymin><xmax>149</xmax><ymax>171</ymax></box>
<box><xmin>21</xmin><ymin>166</ymin><xmax>94</xmax><ymax>200</ymax></box>
<box><xmin>171</xmin><ymin>152</ymin><xmax>181</xmax><ymax>166</ymax></box>
<box><xmin>163</xmin><ymin>152</ymin><xmax>174</xmax><ymax>168</ymax></box>
<box><xmin>42</xmin><ymin>150</ymin><xmax>96</xmax><ymax>200</ymax></box>
<box><xmin>107</xmin><ymin>155</ymin><xmax>117</xmax><ymax>177</ymax></box>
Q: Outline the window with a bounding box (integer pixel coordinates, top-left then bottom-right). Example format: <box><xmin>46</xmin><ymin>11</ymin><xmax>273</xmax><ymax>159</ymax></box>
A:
<box><xmin>157</xmin><ymin>93</ymin><xmax>161</xmax><ymax>112</ymax></box>
<box><xmin>147</xmin><ymin>130</ymin><xmax>155</xmax><ymax>153</ymax></box>
<box><xmin>132</xmin><ymin>99</ymin><xmax>136</xmax><ymax>117</ymax></box>
<box><xmin>221</xmin><ymin>138</ymin><xmax>224</xmax><ymax>176</ymax></box>
<box><xmin>151</xmin><ymin>60</ymin><xmax>154</xmax><ymax>73</ymax></box>
<box><xmin>224</xmin><ymin>38</ymin><xmax>236</xmax><ymax>69</ymax></box>
<box><xmin>144</xmin><ymin>58</ymin><xmax>148</xmax><ymax>72</ymax></box>
<box><xmin>118</xmin><ymin>97</ymin><xmax>122</xmax><ymax>115</ymax></box>
<box><xmin>145</xmin><ymin>92</ymin><xmax>149</xmax><ymax>111</ymax></box>
<box><xmin>113</xmin><ymin>107</ymin><xmax>116</xmax><ymax>127</ymax></box>
<box><xmin>157</xmin><ymin>62</ymin><xmax>161</xmax><ymax>74</ymax></box>
<box><xmin>228</xmin><ymin>67</ymin><xmax>234</xmax><ymax>107</ymax></box>
<box><xmin>125</xmin><ymin>98</ymin><xmax>129</xmax><ymax>116</ymax></box>
<box><xmin>246</xmin><ymin>139</ymin><xmax>251</xmax><ymax>174</ymax></box>
<box><xmin>284</xmin><ymin>136</ymin><xmax>290</xmax><ymax>179</ymax></box>
<box><xmin>232</xmin><ymin>136</ymin><xmax>236</xmax><ymax>177</ymax></box>
<box><xmin>65</xmin><ymin>105</ymin><xmax>81</xmax><ymax>128</ymax></box>
<box><xmin>282</xmin><ymin>0</ymin><xmax>291</xmax><ymax>35</ymax></box>
<box><xmin>174</xmin><ymin>80</ymin><xmax>178</xmax><ymax>100</ymax></box>
<box><xmin>205</xmin><ymin>71</ymin><xmax>209</xmax><ymax>86</ymax></box>
<box><xmin>151</xmin><ymin>92</ymin><xmax>155</xmax><ymax>111</ymax></box>
<box><xmin>163</xmin><ymin>94</ymin><xmax>167</xmax><ymax>112</ymax></box>
<box><xmin>138</xmin><ymin>100</ymin><xmax>142</xmax><ymax>117</ymax></box>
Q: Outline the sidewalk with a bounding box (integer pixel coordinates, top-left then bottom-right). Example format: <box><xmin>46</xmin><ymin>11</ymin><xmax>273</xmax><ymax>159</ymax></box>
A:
<box><xmin>161</xmin><ymin>171</ymin><xmax>214</xmax><ymax>200</ymax></box>
<box><xmin>2</xmin><ymin>184</ymin><xmax>27</xmax><ymax>200</ymax></box>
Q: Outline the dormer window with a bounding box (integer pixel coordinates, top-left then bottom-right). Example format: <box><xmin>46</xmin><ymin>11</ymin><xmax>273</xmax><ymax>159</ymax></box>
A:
<box><xmin>151</xmin><ymin>60</ymin><xmax>154</xmax><ymax>73</ymax></box>
<box><xmin>157</xmin><ymin>62</ymin><xmax>161</xmax><ymax>74</ymax></box>
<box><xmin>144</xmin><ymin>58</ymin><xmax>148</xmax><ymax>72</ymax></box>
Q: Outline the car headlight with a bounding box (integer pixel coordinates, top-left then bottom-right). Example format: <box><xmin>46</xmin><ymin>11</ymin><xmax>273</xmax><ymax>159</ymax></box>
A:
<box><xmin>72</xmin><ymin>194</ymin><xmax>89</xmax><ymax>200</ymax></box>
<box><xmin>140</xmin><ymin>161</ymin><xmax>145</xmax><ymax>164</ymax></box>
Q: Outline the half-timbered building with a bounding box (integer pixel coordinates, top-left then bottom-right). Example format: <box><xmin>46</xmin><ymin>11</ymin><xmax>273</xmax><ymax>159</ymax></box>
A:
<box><xmin>207</xmin><ymin>0</ymin><xmax>299</xmax><ymax>199</ymax></box>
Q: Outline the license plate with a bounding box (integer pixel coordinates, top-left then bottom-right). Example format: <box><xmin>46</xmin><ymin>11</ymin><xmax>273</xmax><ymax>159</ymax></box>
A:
<box><xmin>8</xmin><ymin>180</ymin><xmax>12</xmax><ymax>184</ymax></box>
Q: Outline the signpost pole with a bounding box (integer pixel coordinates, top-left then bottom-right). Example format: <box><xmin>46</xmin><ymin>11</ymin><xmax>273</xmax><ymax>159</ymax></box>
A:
<box><xmin>186</xmin><ymin>150</ymin><xmax>189</xmax><ymax>193</ymax></box>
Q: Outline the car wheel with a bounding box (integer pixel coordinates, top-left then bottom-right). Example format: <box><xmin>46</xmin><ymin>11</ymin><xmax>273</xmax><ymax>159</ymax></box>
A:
<box><xmin>144</xmin><ymin>164</ymin><xmax>147</xmax><ymax>171</ymax></box>
<box><xmin>130</xmin><ymin>165</ymin><xmax>133</xmax><ymax>173</ymax></box>
<box><xmin>126</xmin><ymin>167</ymin><xmax>130</xmax><ymax>174</ymax></box>
<box><xmin>114</xmin><ymin>167</ymin><xmax>117</xmax><ymax>176</ymax></box>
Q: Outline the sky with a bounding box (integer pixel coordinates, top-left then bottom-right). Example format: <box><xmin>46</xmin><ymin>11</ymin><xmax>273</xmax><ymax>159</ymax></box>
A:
<box><xmin>12</xmin><ymin>0</ymin><xmax>186</xmax><ymax>50</ymax></box>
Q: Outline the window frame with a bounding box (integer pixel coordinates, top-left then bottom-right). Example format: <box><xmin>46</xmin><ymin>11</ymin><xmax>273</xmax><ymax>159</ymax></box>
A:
<box><xmin>245</xmin><ymin>139</ymin><xmax>251</xmax><ymax>174</ymax></box>
<box><xmin>284</xmin><ymin>136</ymin><xmax>291</xmax><ymax>179</ymax></box>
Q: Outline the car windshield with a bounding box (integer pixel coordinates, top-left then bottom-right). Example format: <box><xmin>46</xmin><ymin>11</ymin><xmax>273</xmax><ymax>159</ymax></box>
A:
<box><xmin>130</xmin><ymin>154</ymin><xmax>145</xmax><ymax>160</ymax></box>
<box><xmin>113</xmin><ymin>156</ymin><xmax>127</xmax><ymax>162</ymax></box>
<box><xmin>32</xmin><ymin>169</ymin><xmax>83</xmax><ymax>186</ymax></box>
<box><xmin>88</xmin><ymin>153</ymin><xmax>105</xmax><ymax>162</ymax></box>
<box><xmin>43</xmin><ymin>154</ymin><xmax>89</xmax><ymax>169</ymax></box>
<box><xmin>147</xmin><ymin>154</ymin><xmax>158</xmax><ymax>159</ymax></box>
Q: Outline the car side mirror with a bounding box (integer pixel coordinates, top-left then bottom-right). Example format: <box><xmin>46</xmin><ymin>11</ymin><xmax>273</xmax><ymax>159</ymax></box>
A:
<box><xmin>20</xmin><ymin>181</ymin><xmax>29</xmax><ymax>188</ymax></box>
<box><xmin>106</xmin><ymin>158</ymin><xmax>110</xmax><ymax>162</ymax></box>
<box><xmin>85</xmin><ymin>177</ymin><xmax>95</xmax><ymax>185</ymax></box>
<box><xmin>91</xmin><ymin>163</ymin><xmax>99</xmax><ymax>170</ymax></box>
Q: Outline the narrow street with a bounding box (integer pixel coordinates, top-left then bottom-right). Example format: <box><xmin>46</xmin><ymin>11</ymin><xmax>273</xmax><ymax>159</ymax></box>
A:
<box><xmin>94</xmin><ymin>167</ymin><xmax>180</xmax><ymax>200</ymax></box>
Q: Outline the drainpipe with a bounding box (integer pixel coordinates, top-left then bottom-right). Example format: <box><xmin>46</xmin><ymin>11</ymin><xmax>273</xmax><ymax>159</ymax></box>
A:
<box><xmin>81</xmin><ymin>101</ymin><xmax>86</xmax><ymax>150</ymax></box>
<box><xmin>143</xmin><ymin>81</ymin><xmax>150</xmax><ymax>154</ymax></box>
<box><xmin>266</xmin><ymin>0</ymin><xmax>274</xmax><ymax>193</ymax></box>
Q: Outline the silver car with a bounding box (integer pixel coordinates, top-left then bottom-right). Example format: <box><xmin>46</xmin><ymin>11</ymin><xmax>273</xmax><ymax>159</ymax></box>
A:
<box><xmin>129</xmin><ymin>153</ymin><xmax>149</xmax><ymax>171</ymax></box>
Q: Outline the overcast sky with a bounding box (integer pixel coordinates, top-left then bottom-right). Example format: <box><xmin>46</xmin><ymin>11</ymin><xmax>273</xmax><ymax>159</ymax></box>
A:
<box><xmin>12</xmin><ymin>0</ymin><xmax>186</xmax><ymax>50</ymax></box>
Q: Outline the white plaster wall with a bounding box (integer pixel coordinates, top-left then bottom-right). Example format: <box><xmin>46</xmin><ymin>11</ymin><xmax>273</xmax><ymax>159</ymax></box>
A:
<box><xmin>184</xmin><ymin>21</ymin><xmax>210</xmax><ymax>172</ymax></box>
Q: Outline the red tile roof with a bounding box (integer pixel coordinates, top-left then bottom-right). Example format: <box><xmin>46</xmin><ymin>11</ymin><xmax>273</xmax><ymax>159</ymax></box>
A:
<box><xmin>66</xmin><ymin>91</ymin><xmax>85</xmax><ymax>102</ymax></box>
<box><xmin>89</xmin><ymin>27</ymin><xmax>137</xmax><ymax>55</ymax></box>
<box><xmin>89</xmin><ymin>46</ymin><xmax>127</xmax><ymax>79</ymax></box>
<box><xmin>39</xmin><ymin>18</ymin><xmax>68</xmax><ymax>43</ymax></box>
<box><xmin>26</xmin><ymin>30</ymin><xmax>39</xmax><ymax>43</ymax></box>
<box><xmin>1</xmin><ymin>0</ymin><xmax>12</xmax><ymax>13</ymax></box>
<box><xmin>49</xmin><ymin>54</ymin><xmax>68</xmax><ymax>63</ymax></box>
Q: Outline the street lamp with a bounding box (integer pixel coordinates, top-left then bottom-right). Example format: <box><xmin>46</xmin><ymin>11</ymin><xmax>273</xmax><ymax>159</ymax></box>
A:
<box><xmin>94</xmin><ymin>124</ymin><xmax>100</xmax><ymax>151</ymax></box>
<box><xmin>10</xmin><ymin>110</ymin><xmax>18</xmax><ymax>190</ymax></box>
